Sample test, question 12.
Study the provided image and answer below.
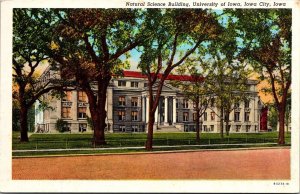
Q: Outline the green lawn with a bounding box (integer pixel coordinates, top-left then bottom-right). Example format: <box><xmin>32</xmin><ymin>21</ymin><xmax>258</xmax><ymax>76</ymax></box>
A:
<box><xmin>12</xmin><ymin>131</ymin><xmax>291</xmax><ymax>151</ymax></box>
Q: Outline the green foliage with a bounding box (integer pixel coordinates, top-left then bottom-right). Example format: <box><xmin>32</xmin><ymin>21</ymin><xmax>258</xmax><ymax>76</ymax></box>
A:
<box><xmin>55</xmin><ymin>119</ymin><xmax>69</xmax><ymax>132</ymax></box>
<box><xmin>228</xmin><ymin>9</ymin><xmax>291</xmax><ymax>143</ymax></box>
<box><xmin>138</xmin><ymin>9</ymin><xmax>222</xmax><ymax>74</ymax></box>
<box><xmin>13</xmin><ymin>9</ymin><xmax>63</xmax><ymax>141</ymax></box>
<box><xmin>50</xmin><ymin>9</ymin><xmax>144</xmax><ymax>80</ymax></box>
<box><xmin>12</xmin><ymin>132</ymin><xmax>291</xmax><ymax>154</ymax></box>
<box><xmin>268</xmin><ymin>105</ymin><xmax>278</xmax><ymax>131</ymax></box>
<box><xmin>231</xmin><ymin>9</ymin><xmax>291</xmax><ymax>103</ymax></box>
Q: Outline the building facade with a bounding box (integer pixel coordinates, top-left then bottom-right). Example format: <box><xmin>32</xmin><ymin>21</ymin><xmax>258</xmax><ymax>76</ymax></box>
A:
<box><xmin>35</xmin><ymin>68</ymin><xmax>263</xmax><ymax>133</ymax></box>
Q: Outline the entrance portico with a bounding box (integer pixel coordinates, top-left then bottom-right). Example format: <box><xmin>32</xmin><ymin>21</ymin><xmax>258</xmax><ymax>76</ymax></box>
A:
<box><xmin>142</xmin><ymin>82</ymin><xmax>178</xmax><ymax>129</ymax></box>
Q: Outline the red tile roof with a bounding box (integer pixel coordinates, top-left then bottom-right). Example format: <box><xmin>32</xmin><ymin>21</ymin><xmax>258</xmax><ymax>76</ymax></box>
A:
<box><xmin>122</xmin><ymin>70</ymin><xmax>204</xmax><ymax>82</ymax></box>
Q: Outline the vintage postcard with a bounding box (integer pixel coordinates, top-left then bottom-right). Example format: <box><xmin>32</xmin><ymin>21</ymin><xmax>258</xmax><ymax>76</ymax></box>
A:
<box><xmin>0</xmin><ymin>0</ymin><xmax>299</xmax><ymax>193</ymax></box>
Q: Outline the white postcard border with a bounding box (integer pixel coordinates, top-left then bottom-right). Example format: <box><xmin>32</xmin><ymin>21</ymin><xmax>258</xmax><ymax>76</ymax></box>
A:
<box><xmin>0</xmin><ymin>0</ymin><xmax>299</xmax><ymax>193</ymax></box>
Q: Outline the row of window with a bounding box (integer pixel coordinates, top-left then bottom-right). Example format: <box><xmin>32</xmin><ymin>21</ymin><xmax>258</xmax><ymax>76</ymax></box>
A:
<box><xmin>62</xmin><ymin>106</ymin><xmax>251</xmax><ymax>123</ymax></box>
<box><xmin>117</xmin><ymin>96</ymin><xmax>252</xmax><ymax>109</ymax></box>
<box><xmin>184</xmin><ymin>124</ymin><xmax>253</xmax><ymax>132</ymax></box>
<box><xmin>118</xmin><ymin>80</ymin><xmax>146</xmax><ymax>88</ymax></box>
<box><xmin>61</xmin><ymin>90</ymin><xmax>252</xmax><ymax>110</ymax></box>
<box><xmin>118</xmin><ymin>96</ymin><xmax>138</xmax><ymax>106</ymax></box>
<box><xmin>60</xmin><ymin>123</ymin><xmax>87</xmax><ymax>132</ymax></box>
<box><xmin>117</xmin><ymin>111</ymin><xmax>138</xmax><ymax>121</ymax></box>
<box><xmin>62</xmin><ymin>107</ymin><xmax>87</xmax><ymax>119</ymax></box>
<box><xmin>118</xmin><ymin>125</ymin><xmax>145</xmax><ymax>132</ymax></box>
<box><xmin>63</xmin><ymin>91</ymin><xmax>88</xmax><ymax>102</ymax></box>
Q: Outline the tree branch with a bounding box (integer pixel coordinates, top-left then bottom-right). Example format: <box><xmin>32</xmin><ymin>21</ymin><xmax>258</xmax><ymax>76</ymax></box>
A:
<box><xmin>172</xmin><ymin>36</ymin><xmax>205</xmax><ymax>69</ymax></box>
<box><xmin>101</xmin><ymin>33</ymin><xmax>109</xmax><ymax>62</ymax></box>
<box><xmin>110</xmin><ymin>39</ymin><xmax>142</xmax><ymax>61</ymax></box>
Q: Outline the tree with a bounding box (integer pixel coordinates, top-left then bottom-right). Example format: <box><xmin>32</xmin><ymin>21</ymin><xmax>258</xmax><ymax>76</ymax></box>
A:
<box><xmin>267</xmin><ymin>103</ymin><xmax>278</xmax><ymax>131</ymax></box>
<box><xmin>206</xmin><ymin>57</ymin><xmax>250</xmax><ymax>137</ymax></box>
<box><xmin>285</xmin><ymin>92</ymin><xmax>291</xmax><ymax>134</ymax></box>
<box><xmin>13</xmin><ymin>9</ymin><xmax>62</xmax><ymax>142</ymax></box>
<box><xmin>49</xmin><ymin>9</ymin><xmax>145</xmax><ymax>145</ymax></box>
<box><xmin>171</xmin><ymin>60</ymin><xmax>213</xmax><ymax>142</ymax></box>
<box><xmin>233</xmin><ymin>9</ymin><xmax>291</xmax><ymax>144</ymax></box>
<box><xmin>137</xmin><ymin>9</ymin><xmax>222</xmax><ymax>150</ymax></box>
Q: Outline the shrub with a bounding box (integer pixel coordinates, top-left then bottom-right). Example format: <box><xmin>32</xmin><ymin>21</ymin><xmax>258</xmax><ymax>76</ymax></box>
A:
<box><xmin>55</xmin><ymin>119</ymin><xmax>69</xmax><ymax>132</ymax></box>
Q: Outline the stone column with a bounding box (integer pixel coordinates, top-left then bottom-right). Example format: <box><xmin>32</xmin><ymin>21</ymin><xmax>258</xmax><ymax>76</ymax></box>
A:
<box><xmin>164</xmin><ymin>96</ymin><xmax>168</xmax><ymax>125</ymax></box>
<box><xmin>106</xmin><ymin>87</ymin><xmax>113</xmax><ymax>132</ymax></box>
<box><xmin>73</xmin><ymin>90</ymin><xmax>78</xmax><ymax>121</ymax></box>
<box><xmin>141</xmin><ymin>96</ymin><xmax>145</xmax><ymax>122</ymax></box>
<box><xmin>155</xmin><ymin>107</ymin><xmax>158</xmax><ymax>123</ymax></box>
<box><xmin>146</xmin><ymin>96</ymin><xmax>149</xmax><ymax>123</ymax></box>
<box><xmin>173</xmin><ymin>97</ymin><xmax>176</xmax><ymax>124</ymax></box>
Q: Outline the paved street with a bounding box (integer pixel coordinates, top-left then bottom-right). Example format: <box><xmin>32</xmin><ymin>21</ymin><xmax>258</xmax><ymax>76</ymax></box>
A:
<box><xmin>12</xmin><ymin>148</ymin><xmax>290</xmax><ymax>180</ymax></box>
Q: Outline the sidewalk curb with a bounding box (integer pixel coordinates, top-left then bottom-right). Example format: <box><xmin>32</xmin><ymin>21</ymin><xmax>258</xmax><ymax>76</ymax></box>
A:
<box><xmin>12</xmin><ymin>146</ymin><xmax>291</xmax><ymax>159</ymax></box>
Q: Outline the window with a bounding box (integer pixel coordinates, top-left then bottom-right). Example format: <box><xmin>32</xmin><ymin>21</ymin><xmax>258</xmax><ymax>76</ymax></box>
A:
<box><xmin>62</xmin><ymin>123</ymin><xmax>71</xmax><ymax>132</ymax></box>
<box><xmin>176</xmin><ymin>99</ymin><xmax>179</xmax><ymax>108</ymax></box>
<box><xmin>132</xmin><ymin>125</ymin><xmax>138</xmax><ymax>132</ymax></box>
<box><xmin>144</xmin><ymin>83</ymin><xmax>148</xmax><ymax>87</ymax></box>
<box><xmin>246</xmin><ymin>125</ymin><xmax>251</xmax><ymax>132</ymax></box>
<box><xmin>226</xmin><ymin>125</ymin><xmax>231</xmax><ymax>132</ymax></box>
<box><xmin>203</xmin><ymin>125</ymin><xmax>207</xmax><ymax>132</ymax></box>
<box><xmin>224</xmin><ymin>114</ymin><xmax>229</xmax><ymax>121</ymax></box>
<box><xmin>131</xmin><ymin>111</ymin><xmax>138</xmax><ymax>121</ymax></box>
<box><xmin>119</xmin><ymin>96</ymin><xmax>126</xmax><ymax>106</ymax></box>
<box><xmin>183</xmin><ymin>99</ymin><xmax>189</xmax><ymax>108</ymax></box>
<box><xmin>204</xmin><ymin>112</ymin><xmax>207</xmax><ymax>121</ymax></box>
<box><xmin>210</xmin><ymin>125</ymin><xmax>214</xmax><ymax>132</ymax></box>
<box><xmin>131</xmin><ymin>97</ymin><xmax>138</xmax><ymax>107</ymax></box>
<box><xmin>78</xmin><ymin>91</ymin><xmax>87</xmax><ymax>102</ymax></box>
<box><xmin>234</xmin><ymin>112</ymin><xmax>240</xmax><ymax>122</ymax></box>
<box><xmin>244</xmin><ymin>112</ymin><xmax>250</xmax><ymax>122</ymax></box>
<box><xmin>119</xmin><ymin>125</ymin><xmax>125</xmax><ymax>132</ymax></box>
<box><xmin>131</xmin><ymin>81</ymin><xmax>138</xmax><ymax>88</ymax></box>
<box><xmin>244</xmin><ymin>100</ymin><xmax>250</xmax><ymax>108</ymax></box>
<box><xmin>210</xmin><ymin>112</ymin><xmax>215</xmax><ymax>121</ymax></box>
<box><xmin>236</xmin><ymin>125</ymin><xmax>241</xmax><ymax>132</ymax></box>
<box><xmin>183</xmin><ymin>112</ymin><xmax>189</xmax><ymax>122</ymax></box>
<box><xmin>118</xmin><ymin>80</ymin><xmax>126</xmax><ymax>87</ymax></box>
<box><xmin>63</xmin><ymin>91</ymin><xmax>72</xmax><ymax>101</ymax></box>
<box><xmin>79</xmin><ymin>124</ymin><xmax>87</xmax><ymax>132</ymax></box>
<box><xmin>118</xmin><ymin>111</ymin><xmax>125</xmax><ymax>121</ymax></box>
<box><xmin>62</xmin><ymin>107</ymin><xmax>71</xmax><ymax>118</ymax></box>
<box><xmin>210</xmin><ymin>98</ymin><xmax>215</xmax><ymax>107</ymax></box>
<box><xmin>176</xmin><ymin>112</ymin><xmax>178</xmax><ymax>122</ymax></box>
<box><xmin>193</xmin><ymin>113</ymin><xmax>197</xmax><ymax>121</ymax></box>
<box><xmin>78</xmin><ymin>107</ymin><xmax>87</xmax><ymax>118</ymax></box>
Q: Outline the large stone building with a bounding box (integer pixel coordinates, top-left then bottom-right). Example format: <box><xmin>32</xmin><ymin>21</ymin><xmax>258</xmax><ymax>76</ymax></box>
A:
<box><xmin>35</xmin><ymin>66</ymin><xmax>263</xmax><ymax>133</ymax></box>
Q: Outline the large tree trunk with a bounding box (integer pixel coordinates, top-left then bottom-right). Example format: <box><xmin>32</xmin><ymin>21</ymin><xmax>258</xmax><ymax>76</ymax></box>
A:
<box><xmin>85</xmin><ymin>77</ymin><xmax>110</xmax><ymax>146</ymax></box>
<box><xmin>225</xmin><ymin>110</ymin><xmax>230</xmax><ymax>136</ymax></box>
<box><xmin>220</xmin><ymin>107</ymin><xmax>224</xmax><ymax>139</ymax></box>
<box><xmin>278</xmin><ymin>104</ymin><xmax>286</xmax><ymax>145</ymax></box>
<box><xmin>146</xmin><ymin>112</ymin><xmax>155</xmax><ymax>151</ymax></box>
<box><xmin>195</xmin><ymin>106</ymin><xmax>200</xmax><ymax>143</ymax></box>
<box><xmin>20</xmin><ymin>104</ymin><xmax>29</xmax><ymax>142</ymax></box>
<box><xmin>90</xmin><ymin>108</ymin><xmax>107</xmax><ymax>146</ymax></box>
<box><xmin>195</xmin><ymin>118</ymin><xmax>200</xmax><ymax>143</ymax></box>
<box><xmin>93</xmin><ymin>79</ymin><xmax>109</xmax><ymax>146</ymax></box>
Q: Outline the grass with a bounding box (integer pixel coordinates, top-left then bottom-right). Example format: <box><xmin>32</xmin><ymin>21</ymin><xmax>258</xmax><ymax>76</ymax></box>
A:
<box><xmin>12</xmin><ymin>131</ymin><xmax>291</xmax><ymax>154</ymax></box>
<box><xmin>12</xmin><ymin>143</ymin><xmax>290</xmax><ymax>157</ymax></box>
